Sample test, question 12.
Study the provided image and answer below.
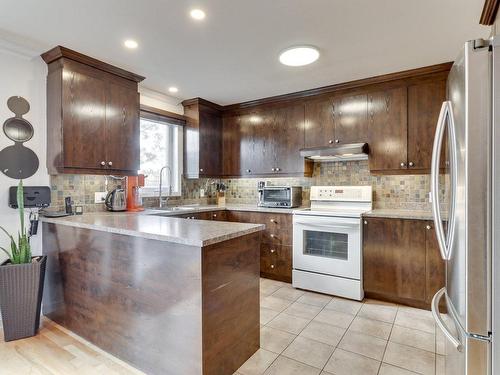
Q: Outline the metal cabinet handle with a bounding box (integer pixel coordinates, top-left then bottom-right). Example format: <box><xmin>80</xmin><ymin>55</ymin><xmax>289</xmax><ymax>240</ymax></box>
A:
<box><xmin>270</xmin><ymin>264</ymin><xmax>275</xmax><ymax>269</ymax></box>
<box><xmin>270</xmin><ymin>219</ymin><xmax>276</xmax><ymax>223</ymax></box>
<box><xmin>246</xmin><ymin>169</ymin><xmax>251</xmax><ymax>173</ymax></box>
<box><xmin>108</xmin><ymin>161</ymin><xmax>113</xmax><ymax>167</ymax></box>
<box><xmin>364</xmin><ymin>220</ymin><xmax>368</xmax><ymax>225</ymax></box>
<box><xmin>409</xmin><ymin>161</ymin><xmax>414</xmax><ymax>167</ymax></box>
<box><xmin>400</xmin><ymin>162</ymin><xmax>406</xmax><ymax>167</ymax></box>
<box><xmin>328</xmin><ymin>140</ymin><xmax>334</xmax><ymax>144</ymax></box>
<box><xmin>200</xmin><ymin>168</ymin><xmax>204</xmax><ymax>172</ymax></box>
<box><xmin>276</xmin><ymin>167</ymin><xmax>281</xmax><ymax>172</ymax></box>
<box><xmin>432</xmin><ymin>288</ymin><xmax>463</xmax><ymax>352</ymax></box>
<box><xmin>100</xmin><ymin>161</ymin><xmax>106</xmax><ymax>166</ymax></box>
<box><xmin>426</xmin><ymin>225</ymin><xmax>432</xmax><ymax>230</ymax></box>
<box><xmin>213</xmin><ymin>214</ymin><xmax>217</xmax><ymax>218</ymax></box>
<box><xmin>270</xmin><ymin>234</ymin><xmax>277</xmax><ymax>238</ymax></box>
<box><xmin>270</xmin><ymin>249</ymin><xmax>276</xmax><ymax>253</ymax></box>
<box><xmin>271</xmin><ymin>168</ymin><xmax>275</xmax><ymax>172</ymax></box>
<box><xmin>335</xmin><ymin>139</ymin><xmax>340</xmax><ymax>144</ymax></box>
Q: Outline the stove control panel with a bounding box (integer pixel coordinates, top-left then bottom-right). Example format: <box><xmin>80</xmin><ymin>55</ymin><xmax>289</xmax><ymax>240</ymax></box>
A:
<box><xmin>310</xmin><ymin>186</ymin><xmax>372</xmax><ymax>202</ymax></box>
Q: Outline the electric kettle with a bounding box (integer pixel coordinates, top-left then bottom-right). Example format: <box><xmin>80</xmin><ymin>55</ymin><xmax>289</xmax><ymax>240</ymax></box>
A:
<box><xmin>105</xmin><ymin>187</ymin><xmax>127</xmax><ymax>212</ymax></box>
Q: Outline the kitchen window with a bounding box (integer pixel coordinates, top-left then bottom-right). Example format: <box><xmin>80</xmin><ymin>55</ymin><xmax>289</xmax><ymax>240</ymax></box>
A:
<box><xmin>139</xmin><ymin>107</ymin><xmax>184</xmax><ymax>197</ymax></box>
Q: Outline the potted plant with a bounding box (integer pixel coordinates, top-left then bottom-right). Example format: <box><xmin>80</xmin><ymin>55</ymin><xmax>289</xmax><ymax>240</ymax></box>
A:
<box><xmin>0</xmin><ymin>180</ymin><xmax>46</xmax><ymax>341</ymax></box>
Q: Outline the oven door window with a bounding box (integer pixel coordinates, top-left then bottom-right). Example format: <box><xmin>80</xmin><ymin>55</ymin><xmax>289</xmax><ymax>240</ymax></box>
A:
<box><xmin>303</xmin><ymin>230</ymin><xmax>348</xmax><ymax>260</ymax></box>
<box><xmin>263</xmin><ymin>189</ymin><xmax>290</xmax><ymax>203</ymax></box>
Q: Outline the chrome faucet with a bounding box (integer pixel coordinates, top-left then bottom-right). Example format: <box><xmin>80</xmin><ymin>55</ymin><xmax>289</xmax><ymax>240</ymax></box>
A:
<box><xmin>158</xmin><ymin>165</ymin><xmax>172</xmax><ymax>208</ymax></box>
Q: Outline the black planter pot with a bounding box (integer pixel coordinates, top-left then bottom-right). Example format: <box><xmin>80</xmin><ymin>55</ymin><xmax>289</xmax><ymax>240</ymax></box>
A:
<box><xmin>0</xmin><ymin>255</ymin><xmax>47</xmax><ymax>341</ymax></box>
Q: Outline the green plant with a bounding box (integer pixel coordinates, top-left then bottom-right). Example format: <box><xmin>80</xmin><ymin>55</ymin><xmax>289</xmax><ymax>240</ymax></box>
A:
<box><xmin>0</xmin><ymin>180</ymin><xmax>32</xmax><ymax>264</ymax></box>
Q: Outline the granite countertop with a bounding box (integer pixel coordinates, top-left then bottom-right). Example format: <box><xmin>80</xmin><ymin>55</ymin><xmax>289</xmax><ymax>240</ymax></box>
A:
<box><xmin>146</xmin><ymin>203</ymin><xmax>303</xmax><ymax>216</ymax></box>
<box><xmin>41</xmin><ymin>212</ymin><xmax>264</xmax><ymax>247</ymax></box>
<box><xmin>363</xmin><ymin>209</ymin><xmax>434</xmax><ymax>220</ymax></box>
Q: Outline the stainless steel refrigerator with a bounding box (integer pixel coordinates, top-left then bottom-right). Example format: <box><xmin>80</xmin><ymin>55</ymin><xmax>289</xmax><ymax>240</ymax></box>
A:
<box><xmin>430</xmin><ymin>37</ymin><xmax>500</xmax><ymax>375</ymax></box>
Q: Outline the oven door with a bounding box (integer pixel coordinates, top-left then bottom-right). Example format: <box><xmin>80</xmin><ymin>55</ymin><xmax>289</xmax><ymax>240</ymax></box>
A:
<box><xmin>293</xmin><ymin>215</ymin><xmax>361</xmax><ymax>280</ymax></box>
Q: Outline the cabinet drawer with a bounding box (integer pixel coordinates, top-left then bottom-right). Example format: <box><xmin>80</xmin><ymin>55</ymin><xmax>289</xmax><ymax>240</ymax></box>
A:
<box><xmin>260</xmin><ymin>244</ymin><xmax>292</xmax><ymax>282</ymax></box>
<box><xmin>261</xmin><ymin>214</ymin><xmax>292</xmax><ymax>246</ymax></box>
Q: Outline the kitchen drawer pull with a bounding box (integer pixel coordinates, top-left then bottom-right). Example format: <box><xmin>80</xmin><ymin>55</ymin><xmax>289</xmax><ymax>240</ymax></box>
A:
<box><xmin>270</xmin><ymin>219</ymin><xmax>277</xmax><ymax>223</ymax></box>
<box><xmin>100</xmin><ymin>161</ymin><xmax>106</xmax><ymax>166</ymax></box>
<box><xmin>108</xmin><ymin>161</ymin><xmax>113</xmax><ymax>167</ymax></box>
<box><xmin>270</xmin><ymin>234</ymin><xmax>277</xmax><ymax>239</ymax></box>
<box><xmin>426</xmin><ymin>225</ymin><xmax>432</xmax><ymax>230</ymax></box>
<box><xmin>432</xmin><ymin>288</ymin><xmax>463</xmax><ymax>352</ymax></box>
<box><xmin>400</xmin><ymin>162</ymin><xmax>406</xmax><ymax>167</ymax></box>
<box><xmin>409</xmin><ymin>161</ymin><xmax>414</xmax><ymax>167</ymax></box>
<box><xmin>270</xmin><ymin>249</ymin><xmax>276</xmax><ymax>253</ymax></box>
<box><xmin>213</xmin><ymin>214</ymin><xmax>217</xmax><ymax>218</ymax></box>
<box><xmin>276</xmin><ymin>167</ymin><xmax>281</xmax><ymax>172</ymax></box>
<box><xmin>270</xmin><ymin>264</ymin><xmax>275</xmax><ymax>269</ymax></box>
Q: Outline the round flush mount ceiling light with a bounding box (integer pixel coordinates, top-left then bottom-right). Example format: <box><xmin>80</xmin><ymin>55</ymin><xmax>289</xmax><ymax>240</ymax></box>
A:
<box><xmin>124</xmin><ymin>39</ymin><xmax>138</xmax><ymax>49</ymax></box>
<box><xmin>190</xmin><ymin>8</ymin><xmax>206</xmax><ymax>20</ymax></box>
<box><xmin>279</xmin><ymin>46</ymin><xmax>320</xmax><ymax>67</ymax></box>
<box><xmin>168</xmin><ymin>86</ymin><xmax>179</xmax><ymax>93</ymax></box>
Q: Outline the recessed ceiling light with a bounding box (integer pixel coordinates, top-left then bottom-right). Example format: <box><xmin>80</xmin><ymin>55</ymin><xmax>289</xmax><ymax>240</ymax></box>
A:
<box><xmin>190</xmin><ymin>8</ymin><xmax>206</xmax><ymax>20</ymax></box>
<box><xmin>168</xmin><ymin>86</ymin><xmax>179</xmax><ymax>93</ymax></box>
<box><xmin>124</xmin><ymin>39</ymin><xmax>138</xmax><ymax>49</ymax></box>
<box><xmin>279</xmin><ymin>46</ymin><xmax>320</xmax><ymax>67</ymax></box>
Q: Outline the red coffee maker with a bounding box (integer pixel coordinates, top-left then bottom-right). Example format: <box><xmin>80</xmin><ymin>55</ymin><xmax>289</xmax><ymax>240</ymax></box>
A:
<box><xmin>127</xmin><ymin>174</ymin><xmax>145</xmax><ymax>212</ymax></box>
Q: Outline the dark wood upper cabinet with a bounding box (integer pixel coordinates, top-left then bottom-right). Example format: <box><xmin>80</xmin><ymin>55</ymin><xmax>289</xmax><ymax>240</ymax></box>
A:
<box><xmin>304</xmin><ymin>98</ymin><xmax>335</xmax><ymax>148</ymax></box>
<box><xmin>42</xmin><ymin>46</ymin><xmax>144</xmax><ymax>175</ymax></box>
<box><xmin>332</xmin><ymin>93</ymin><xmax>368</xmax><ymax>144</ymax></box>
<box><xmin>222</xmin><ymin>103</ymin><xmax>311</xmax><ymax>177</ymax></box>
<box><xmin>105</xmin><ymin>81</ymin><xmax>140</xmax><ymax>172</ymax></box>
<box><xmin>407</xmin><ymin>79</ymin><xmax>447</xmax><ymax>170</ymax></box>
<box><xmin>367</xmin><ymin>87</ymin><xmax>408</xmax><ymax>171</ymax></box>
<box><xmin>363</xmin><ymin>217</ymin><xmax>445</xmax><ymax>309</ymax></box>
<box><xmin>182</xmin><ymin>98</ymin><xmax>223</xmax><ymax>178</ymax></box>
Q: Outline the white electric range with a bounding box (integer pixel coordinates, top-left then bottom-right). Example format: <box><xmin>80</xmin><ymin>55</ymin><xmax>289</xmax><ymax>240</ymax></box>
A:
<box><xmin>292</xmin><ymin>185</ymin><xmax>372</xmax><ymax>301</ymax></box>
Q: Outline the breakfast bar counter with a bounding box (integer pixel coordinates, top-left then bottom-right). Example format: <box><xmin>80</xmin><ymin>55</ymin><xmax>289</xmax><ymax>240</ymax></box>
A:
<box><xmin>41</xmin><ymin>213</ymin><xmax>263</xmax><ymax>375</ymax></box>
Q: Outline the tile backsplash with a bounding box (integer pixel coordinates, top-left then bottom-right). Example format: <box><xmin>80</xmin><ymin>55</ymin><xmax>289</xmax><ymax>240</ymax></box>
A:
<box><xmin>49</xmin><ymin>160</ymin><xmax>432</xmax><ymax>212</ymax></box>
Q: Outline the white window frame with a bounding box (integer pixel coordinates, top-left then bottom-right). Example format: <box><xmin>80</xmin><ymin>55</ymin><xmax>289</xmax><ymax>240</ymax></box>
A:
<box><xmin>139</xmin><ymin>115</ymin><xmax>184</xmax><ymax>198</ymax></box>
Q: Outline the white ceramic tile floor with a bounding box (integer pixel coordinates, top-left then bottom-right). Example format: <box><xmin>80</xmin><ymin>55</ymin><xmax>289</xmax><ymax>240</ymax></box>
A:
<box><xmin>237</xmin><ymin>278</ymin><xmax>443</xmax><ymax>375</ymax></box>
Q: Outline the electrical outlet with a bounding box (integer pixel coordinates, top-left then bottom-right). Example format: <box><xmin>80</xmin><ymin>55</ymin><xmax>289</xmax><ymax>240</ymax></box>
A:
<box><xmin>200</xmin><ymin>188</ymin><xmax>205</xmax><ymax>197</ymax></box>
<box><xmin>95</xmin><ymin>192</ymin><xmax>108</xmax><ymax>203</ymax></box>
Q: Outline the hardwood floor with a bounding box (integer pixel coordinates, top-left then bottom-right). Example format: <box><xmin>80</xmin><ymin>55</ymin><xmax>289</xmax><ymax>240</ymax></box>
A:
<box><xmin>0</xmin><ymin>318</ymin><xmax>145</xmax><ymax>375</ymax></box>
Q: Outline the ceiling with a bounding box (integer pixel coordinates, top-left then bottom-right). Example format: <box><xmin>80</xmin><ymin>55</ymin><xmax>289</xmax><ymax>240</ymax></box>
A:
<box><xmin>0</xmin><ymin>0</ymin><xmax>490</xmax><ymax>105</ymax></box>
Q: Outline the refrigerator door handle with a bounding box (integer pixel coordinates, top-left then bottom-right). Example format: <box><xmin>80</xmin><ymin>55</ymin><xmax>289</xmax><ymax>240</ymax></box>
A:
<box><xmin>432</xmin><ymin>287</ymin><xmax>463</xmax><ymax>352</ymax></box>
<box><xmin>430</xmin><ymin>101</ymin><xmax>457</xmax><ymax>260</ymax></box>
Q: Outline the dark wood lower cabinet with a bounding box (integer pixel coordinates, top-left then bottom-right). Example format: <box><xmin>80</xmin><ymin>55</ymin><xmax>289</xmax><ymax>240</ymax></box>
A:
<box><xmin>43</xmin><ymin>223</ymin><xmax>260</xmax><ymax>375</ymax></box>
<box><xmin>227</xmin><ymin>210</ymin><xmax>293</xmax><ymax>283</ymax></box>
<box><xmin>363</xmin><ymin>217</ymin><xmax>445</xmax><ymax>309</ymax></box>
<box><xmin>171</xmin><ymin>210</ymin><xmax>293</xmax><ymax>282</ymax></box>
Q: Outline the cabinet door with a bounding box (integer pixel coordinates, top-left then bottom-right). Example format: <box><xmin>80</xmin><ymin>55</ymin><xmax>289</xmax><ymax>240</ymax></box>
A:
<box><xmin>367</xmin><ymin>87</ymin><xmax>408</xmax><ymax>171</ymax></box>
<box><xmin>242</xmin><ymin>112</ymin><xmax>271</xmax><ymax>176</ymax></box>
<box><xmin>62</xmin><ymin>65</ymin><xmax>107</xmax><ymax>169</ymax></box>
<box><xmin>304</xmin><ymin>98</ymin><xmax>335</xmax><ymax>148</ymax></box>
<box><xmin>222</xmin><ymin>115</ymin><xmax>242</xmax><ymax>176</ymax></box>
<box><xmin>425</xmin><ymin>221</ymin><xmax>446</xmax><ymax>305</ymax></box>
<box><xmin>105</xmin><ymin>80</ymin><xmax>140</xmax><ymax>172</ymax></box>
<box><xmin>199</xmin><ymin>108</ymin><xmax>223</xmax><ymax>176</ymax></box>
<box><xmin>363</xmin><ymin>218</ymin><xmax>426</xmax><ymax>302</ymax></box>
<box><xmin>408</xmin><ymin>80</ymin><xmax>447</xmax><ymax>170</ymax></box>
<box><xmin>274</xmin><ymin>104</ymin><xmax>305</xmax><ymax>174</ymax></box>
<box><xmin>333</xmin><ymin>94</ymin><xmax>368</xmax><ymax>144</ymax></box>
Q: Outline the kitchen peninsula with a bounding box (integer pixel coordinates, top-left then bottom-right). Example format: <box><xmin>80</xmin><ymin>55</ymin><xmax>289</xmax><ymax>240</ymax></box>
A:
<box><xmin>41</xmin><ymin>213</ymin><xmax>264</xmax><ymax>375</ymax></box>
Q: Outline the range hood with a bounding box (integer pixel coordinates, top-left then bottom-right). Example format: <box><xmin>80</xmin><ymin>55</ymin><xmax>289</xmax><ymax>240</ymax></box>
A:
<box><xmin>300</xmin><ymin>142</ymin><xmax>369</xmax><ymax>162</ymax></box>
